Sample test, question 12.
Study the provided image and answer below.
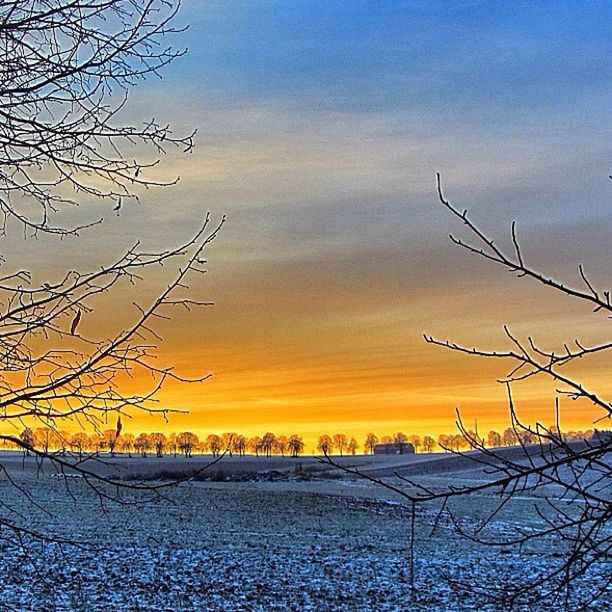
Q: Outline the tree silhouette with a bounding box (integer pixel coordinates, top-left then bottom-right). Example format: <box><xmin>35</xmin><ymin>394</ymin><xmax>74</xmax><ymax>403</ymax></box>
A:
<box><xmin>0</xmin><ymin>0</ymin><xmax>224</xmax><ymax>546</ymax></box>
<box><xmin>34</xmin><ymin>428</ymin><xmax>56</xmax><ymax>454</ymax></box>
<box><xmin>120</xmin><ymin>433</ymin><xmax>135</xmax><ymax>458</ymax></box>
<box><xmin>422</xmin><ymin>435</ymin><xmax>435</xmax><ymax>453</ymax></box>
<box><xmin>275</xmin><ymin>435</ymin><xmax>289</xmax><ymax>457</ymax></box>
<box><xmin>437</xmin><ymin>433</ymin><xmax>451</xmax><ymax>452</ymax></box>
<box><xmin>288</xmin><ymin>435</ymin><xmax>305</xmax><ymax>458</ymax></box>
<box><xmin>333</xmin><ymin>433</ymin><xmax>348</xmax><ymax>456</ymax></box>
<box><xmin>415</xmin><ymin>174</ymin><xmax>611</xmax><ymax>605</ymax></box>
<box><xmin>19</xmin><ymin>428</ymin><xmax>35</xmax><ymax>456</ymax></box>
<box><xmin>324</xmin><ymin>174</ymin><xmax>611</xmax><ymax>607</ymax></box>
<box><xmin>487</xmin><ymin>430</ymin><xmax>502</xmax><ymax>448</ymax></box>
<box><xmin>168</xmin><ymin>433</ymin><xmax>179</xmax><ymax>458</ymax></box>
<box><xmin>205</xmin><ymin>434</ymin><xmax>222</xmax><ymax>458</ymax></box>
<box><xmin>135</xmin><ymin>433</ymin><xmax>152</xmax><ymax>458</ymax></box>
<box><xmin>261</xmin><ymin>432</ymin><xmax>276</xmax><ymax>457</ymax></box>
<box><xmin>0</xmin><ymin>0</ymin><xmax>193</xmax><ymax>235</ymax></box>
<box><xmin>177</xmin><ymin>432</ymin><xmax>199</xmax><ymax>458</ymax></box>
<box><xmin>502</xmin><ymin>427</ymin><xmax>518</xmax><ymax>447</ymax></box>
<box><xmin>70</xmin><ymin>432</ymin><xmax>90</xmax><ymax>458</ymax></box>
<box><xmin>248</xmin><ymin>436</ymin><xmax>263</xmax><ymax>457</ymax></box>
<box><xmin>150</xmin><ymin>433</ymin><xmax>167</xmax><ymax>458</ymax></box>
<box><xmin>364</xmin><ymin>433</ymin><xmax>379</xmax><ymax>455</ymax></box>
<box><xmin>104</xmin><ymin>430</ymin><xmax>122</xmax><ymax>456</ymax></box>
<box><xmin>317</xmin><ymin>435</ymin><xmax>332</xmax><ymax>455</ymax></box>
<box><xmin>233</xmin><ymin>435</ymin><xmax>247</xmax><ymax>457</ymax></box>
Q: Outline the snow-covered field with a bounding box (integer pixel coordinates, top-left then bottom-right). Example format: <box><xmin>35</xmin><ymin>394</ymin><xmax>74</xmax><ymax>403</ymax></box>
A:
<box><xmin>0</xmin><ymin>461</ymin><xmax>610</xmax><ymax>610</ymax></box>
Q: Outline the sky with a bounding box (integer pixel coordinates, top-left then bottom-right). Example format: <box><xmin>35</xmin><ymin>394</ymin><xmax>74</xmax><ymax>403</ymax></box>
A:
<box><xmin>15</xmin><ymin>1</ymin><xmax>612</xmax><ymax>446</ymax></box>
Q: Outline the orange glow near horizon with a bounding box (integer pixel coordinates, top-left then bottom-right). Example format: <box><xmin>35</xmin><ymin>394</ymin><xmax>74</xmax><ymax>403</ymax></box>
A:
<box><xmin>120</xmin><ymin>253</ymin><xmax>607</xmax><ymax>448</ymax></box>
<box><xmin>11</xmin><ymin>194</ymin><xmax>609</xmax><ymax>452</ymax></box>
<box><xmin>70</xmin><ymin>264</ymin><xmax>608</xmax><ymax>451</ymax></box>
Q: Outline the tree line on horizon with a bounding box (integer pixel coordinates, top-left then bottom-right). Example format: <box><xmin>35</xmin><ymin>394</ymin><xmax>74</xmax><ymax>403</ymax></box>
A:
<box><xmin>2</xmin><ymin>426</ymin><xmax>602</xmax><ymax>460</ymax></box>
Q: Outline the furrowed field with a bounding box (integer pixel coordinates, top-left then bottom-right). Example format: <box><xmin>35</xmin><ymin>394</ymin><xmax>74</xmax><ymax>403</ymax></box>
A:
<box><xmin>0</xmin><ymin>452</ymin><xmax>609</xmax><ymax>610</ymax></box>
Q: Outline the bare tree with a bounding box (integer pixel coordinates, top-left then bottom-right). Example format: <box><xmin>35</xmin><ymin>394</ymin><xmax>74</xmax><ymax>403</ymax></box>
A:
<box><xmin>168</xmin><ymin>433</ymin><xmax>178</xmax><ymax>458</ymax></box>
<box><xmin>248</xmin><ymin>436</ymin><xmax>262</xmax><ymax>457</ymax></box>
<box><xmin>150</xmin><ymin>432</ymin><xmax>167</xmax><ymax>458</ymax></box>
<box><xmin>70</xmin><ymin>432</ymin><xmax>89</xmax><ymax>458</ymax></box>
<box><xmin>437</xmin><ymin>433</ymin><xmax>450</xmax><ymax>452</ymax></box>
<box><xmin>502</xmin><ymin>427</ymin><xmax>518</xmax><ymax>447</ymax></box>
<box><xmin>288</xmin><ymin>434</ymin><xmax>305</xmax><ymax>458</ymax></box>
<box><xmin>333</xmin><ymin>433</ymin><xmax>348</xmax><ymax>456</ymax></box>
<box><xmin>134</xmin><ymin>433</ymin><xmax>152</xmax><ymax>458</ymax></box>
<box><xmin>317</xmin><ymin>434</ymin><xmax>332</xmax><ymax>455</ymax></box>
<box><xmin>324</xmin><ymin>174</ymin><xmax>611</xmax><ymax>608</ymax></box>
<box><xmin>487</xmin><ymin>430</ymin><xmax>502</xmax><ymax>448</ymax></box>
<box><xmin>261</xmin><ymin>432</ymin><xmax>276</xmax><ymax>457</ymax></box>
<box><xmin>19</xmin><ymin>427</ymin><xmax>35</xmax><ymax>455</ymax></box>
<box><xmin>275</xmin><ymin>435</ymin><xmax>288</xmax><ymax>457</ymax></box>
<box><xmin>120</xmin><ymin>433</ymin><xmax>135</xmax><ymax>457</ymax></box>
<box><xmin>422</xmin><ymin>435</ymin><xmax>435</xmax><ymax>453</ymax></box>
<box><xmin>0</xmin><ymin>0</ymin><xmax>226</xmax><ymax>547</ymax></box>
<box><xmin>364</xmin><ymin>433</ymin><xmax>379</xmax><ymax>455</ymax></box>
<box><xmin>0</xmin><ymin>0</ymin><xmax>194</xmax><ymax>235</ymax></box>
<box><xmin>177</xmin><ymin>432</ymin><xmax>199</xmax><ymax>458</ymax></box>
<box><xmin>103</xmin><ymin>430</ymin><xmax>119</xmax><ymax>457</ymax></box>
<box><xmin>233</xmin><ymin>434</ymin><xmax>247</xmax><ymax>457</ymax></box>
<box><xmin>34</xmin><ymin>428</ymin><xmax>56</xmax><ymax>454</ymax></box>
<box><xmin>205</xmin><ymin>434</ymin><xmax>222</xmax><ymax>458</ymax></box>
<box><xmin>414</xmin><ymin>174</ymin><xmax>611</xmax><ymax>606</ymax></box>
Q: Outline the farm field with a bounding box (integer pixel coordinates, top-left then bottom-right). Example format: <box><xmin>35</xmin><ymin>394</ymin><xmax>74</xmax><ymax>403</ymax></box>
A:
<box><xmin>0</xmin><ymin>452</ymin><xmax>609</xmax><ymax>610</ymax></box>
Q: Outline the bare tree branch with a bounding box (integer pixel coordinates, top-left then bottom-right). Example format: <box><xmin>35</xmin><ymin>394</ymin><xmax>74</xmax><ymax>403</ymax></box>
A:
<box><xmin>325</xmin><ymin>173</ymin><xmax>612</xmax><ymax>608</ymax></box>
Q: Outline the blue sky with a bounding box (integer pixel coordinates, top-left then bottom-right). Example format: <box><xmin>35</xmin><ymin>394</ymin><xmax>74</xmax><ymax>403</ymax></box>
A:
<box><xmin>177</xmin><ymin>1</ymin><xmax>610</xmax><ymax>119</ymax></box>
<box><xmin>164</xmin><ymin>0</ymin><xmax>611</xmax><ymax>226</ymax></box>
<box><xmin>22</xmin><ymin>1</ymin><xmax>611</xmax><ymax>437</ymax></box>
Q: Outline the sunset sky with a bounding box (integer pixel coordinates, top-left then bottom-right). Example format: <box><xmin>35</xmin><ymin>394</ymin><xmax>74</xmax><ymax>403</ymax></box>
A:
<box><xmin>18</xmin><ymin>1</ymin><xmax>612</xmax><ymax>446</ymax></box>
